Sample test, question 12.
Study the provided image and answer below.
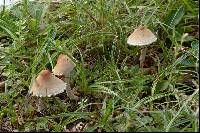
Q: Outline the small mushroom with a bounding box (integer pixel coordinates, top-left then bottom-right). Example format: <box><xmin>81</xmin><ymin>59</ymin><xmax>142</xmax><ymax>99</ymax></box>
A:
<box><xmin>127</xmin><ymin>26</ymin><xmax>157</xmax><ymax>68</ymax></box>
<box><xmin>52</xmin><ymin>54</ymin><xmax>78</xmax><ymax>99</ymax></box>
<box><xmin>127</xmin><ymin>26</ymin><xmax>157</xmax><ymax>46</ymax></box>
<box><xmin>29</xmin><ymin>70</ymin><xmax>66</xmax><ymax>97</ymax></box>
<box><xmin>52</xmin><ymin>54</ymin><xmax>76</xmax><ymax>78</ymax></box>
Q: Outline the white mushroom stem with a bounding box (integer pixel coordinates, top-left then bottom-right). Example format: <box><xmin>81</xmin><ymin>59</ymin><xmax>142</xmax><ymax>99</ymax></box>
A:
<box><xmin>63</xmin><ymin>77</ymin><xmax>79</xmax><ymax>100</ymax></box>
<box><xmin>139</xmin><ymin>47</ymin><xmax>147</xmax><ymax>68</ymax></box>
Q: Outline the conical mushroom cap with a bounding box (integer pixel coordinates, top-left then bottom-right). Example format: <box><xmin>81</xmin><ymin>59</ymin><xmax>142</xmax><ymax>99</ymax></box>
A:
<box><xmin>127</xmin><ymin>26</ymin><xmax>157</xmax><ymax>46</ymax></box>
<box><xmin>52</xmin><ymin>54</ymin><xmax>76</xmax><ymax>77</ymax></box>
<box><xmin>29</xmin><ymin>70</ymin><xmax>66</xmax><ymax>97</ymax></box>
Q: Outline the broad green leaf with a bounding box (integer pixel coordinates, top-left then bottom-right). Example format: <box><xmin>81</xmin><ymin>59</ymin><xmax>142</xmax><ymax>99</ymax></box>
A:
<box><xmin>165</xmin><ymin>6</ymin><xmax>185</xmax><ymax>28</ymax></box>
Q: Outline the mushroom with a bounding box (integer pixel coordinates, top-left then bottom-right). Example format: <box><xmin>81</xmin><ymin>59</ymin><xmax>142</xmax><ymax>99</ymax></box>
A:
<box><xmin>29</xmin><ymin>69</ymin><xmax>66</xmax><ymax>97</ymax></box>
<box><xmin>127</xmin><ymin>26</ymin><xmax>157</xmax><ymax>46</ymax></box>
<box><xmin>127</xmin><ymin>26</ymin><xmax>157</xmax><ymax>68</ymax></box>
<box><xmin>52</xmin><ymin>54</ymin><xmax>76</xmax><ymax>78</ymax></box>
<box><xmin>52</xmin><ymin>54</ymin><xmax>78</xmax><ymax>100</ymax></box>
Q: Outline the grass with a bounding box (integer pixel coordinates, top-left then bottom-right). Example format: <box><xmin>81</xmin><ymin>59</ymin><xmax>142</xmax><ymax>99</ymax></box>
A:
<box><xmin>0</xmin><ymin>0</ymin><xmax>199</xmax><ymax>132</ymax></box>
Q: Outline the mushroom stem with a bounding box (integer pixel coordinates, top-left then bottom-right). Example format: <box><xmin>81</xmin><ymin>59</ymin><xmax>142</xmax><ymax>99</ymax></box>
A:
<box><xmin>36</xmin><ymin>97</ymin><xmax>47</xmax><ymax>114</ymax></box>
<box><xmin>63</xmin><ymin>77</ymin><xmax>79</xmax><ymax>100</ymax></box>
<box><xmin>139</xmin><ymin>47</ymin><xmax>147</xmax><ymax>68</ymax></box>
<box><xmin>0</xmin><ymin>81</ymin><xmax>5</xmax><ymax>91</ymax></box>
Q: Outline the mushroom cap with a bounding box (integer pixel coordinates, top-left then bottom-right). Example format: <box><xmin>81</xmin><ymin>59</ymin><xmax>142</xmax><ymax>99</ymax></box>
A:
<box><xmin>52</xmin><ymin>54</ymin><xmax>76</xmax><ymax>77</ymax></box>
<box><xmin>29</xmin><ymin>70</ymin><xmax>66</xmax><ymax>97</ymax></box>
<box><xmin>127</xmin><ymin>26</ymin><xmax>157</xmax><ymax>46</ymax></box>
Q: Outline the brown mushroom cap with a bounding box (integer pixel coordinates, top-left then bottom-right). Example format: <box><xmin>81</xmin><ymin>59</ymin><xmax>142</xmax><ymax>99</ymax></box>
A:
<box><xmin>127</xmin><ymin>26</ymin><xmax>157</xmax><ymax>46</ymax></box>
<box><xmin>52</xmin><ymin>54</ymin><xmax>76</xmax><ymax>77</ymax></box>
<box><xmin>29</xmin><ymin>70</ymin><xmax>66</xmax><ymax>97</ymax></box>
